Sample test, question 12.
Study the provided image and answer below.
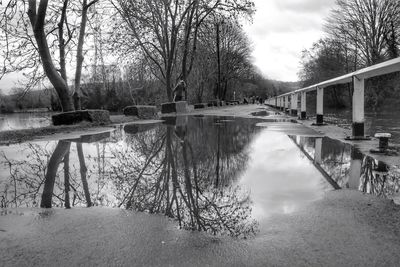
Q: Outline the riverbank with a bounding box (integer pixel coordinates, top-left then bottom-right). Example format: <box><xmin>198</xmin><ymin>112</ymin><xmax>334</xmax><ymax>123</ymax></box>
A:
<box><xmin>0</xmin><ymin>114</ymin><xmax>160</xmax><ymax>145</ymax></box>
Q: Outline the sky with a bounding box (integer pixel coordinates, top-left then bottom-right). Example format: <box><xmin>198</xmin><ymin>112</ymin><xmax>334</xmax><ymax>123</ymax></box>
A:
<box><xmin>243</xmin><ymin>0</ymin><xmax>336</xmax><ymax>81</ymax></box>
<box><xmin>0</xmin><ymin>0</ymin><xmax>336</xmax><ymax>93</ymax></box>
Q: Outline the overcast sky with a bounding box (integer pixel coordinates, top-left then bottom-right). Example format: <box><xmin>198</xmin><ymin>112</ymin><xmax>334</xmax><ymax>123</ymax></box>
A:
<box><xmin>243</xmin><ymin>0</ymin><xmax>336</xmax><ymax>81</ymax></box>
<box><xmin>0</xmin><ymin>0</ymin><xmax>337</xmax><ymax>93</ymax></box>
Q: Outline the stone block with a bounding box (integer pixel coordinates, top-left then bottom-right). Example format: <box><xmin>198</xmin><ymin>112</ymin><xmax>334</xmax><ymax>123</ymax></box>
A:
<box><xmin>161</xmin><ymin>101</ymin><xmax>188</xmax><ymax>114</ymax></box>
<box><xmin>123</xmin><ymin>105</ymin><xmax>158</xmax><ymax>119</ymax></box>
<box><xmin>124</xmin><ymin>122</ymin><xmax>159</xmax><ymax>135</ymax></box>
<box><xmin>162</xmin><ymin>115</ymin><xmax>188</xmax><ymax>126</ymax></box>
<box><xmin>52</xmin><ymin>110</ymin><xmax>110</xmax><ymax>126</ymax></box>
<box><xmin>175</xmin><ymin>101</ymin><xmax>188</xmax><ymax>113</ymax></box>
<box><xmin>194</xmin><ymin>103</ymin><xmax>207</xmax><ymax>109</ymax></box>
<box><xmin>208</xmin><ymin>100</ymin><xmax>219</xmax><ymax>107</ymax></box>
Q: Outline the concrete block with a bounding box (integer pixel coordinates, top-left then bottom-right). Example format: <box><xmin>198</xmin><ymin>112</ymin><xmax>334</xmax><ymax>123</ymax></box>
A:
<box><xmin>123</xmin><ymin>105</ymin><xmax>158</xmax><ymax>119</ymax></box>
<box><xmin>124</xmin><ymin>123</ymin><xmax>159</xmax><ymax>134</ymax></box>
<box><xmin>162</xmin><ymin>115</ymin><xmax>188</xmax><ymax>126</ymax></box>
<box><xmin>208</xmin><ymin>100</ymin><xmax>219</xmax><ymax>107</ymax></box>
<box><xmin>52</xmin><ymin>110</ymin><xmax>110</xmax><ymax>126</ymax></box>
<box><xmin>161</xmin><ymin>101</ymin><xmax>188</xmax><ymax>114</ymax></box>
<box><xmin>194</xmin><ymin>103</ymin><xmax>207</xmax><ymax>109</ymax></box>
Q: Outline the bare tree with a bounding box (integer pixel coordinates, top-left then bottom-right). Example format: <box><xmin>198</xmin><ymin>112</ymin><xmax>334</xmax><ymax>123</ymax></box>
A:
<box><xmin>27</xmin><ymin>0</ymin><xmax>75</xmax><ymax>111</ymax></box>
<box><xmin>111</xmin><ymin>0</ymin><xmax>254</xmax><ymax>101</ymax></box>
<box><xmin>1</xmin><ymin>0</ymin><xmax>99</xmax><ymax>112</ymax></box>
<box><xmin>326</xmin><ymin>0</ymin><xmax>400</xmax><ymax>66</ymax></box>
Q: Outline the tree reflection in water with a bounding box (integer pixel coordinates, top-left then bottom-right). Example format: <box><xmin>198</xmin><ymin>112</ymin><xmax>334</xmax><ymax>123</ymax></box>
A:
<box><xmin>0</xmin><ymin>131</ymin><xmax>113</xmax><ymax>209</ymax></box>
<box><xmin>0</xmin><ymin>117</ymin><xmax>260</xmax><ymax>238</ymax></box>
<box><xmin>359</xmin><ymin>156</ymin><xmax>400</xmax><ymax>198</ymax></box>
<box><xmin>110</xmin><ymin>117</ymin><xmax>259</xmax><ymax>238</ymax></box>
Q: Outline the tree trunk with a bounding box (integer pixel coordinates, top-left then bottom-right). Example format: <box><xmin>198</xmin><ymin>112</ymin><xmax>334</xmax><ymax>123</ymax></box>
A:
<box><xmin>28</xmin><ymin>0</ymin><xmax>74</xmax><ymax>112</ymax></box>
<box><xmin>166</xmin><ymin>75</ymin><xmax>173</xmax><ymax>102</ymax></box>
<box><xmin>74</xmin><ymin>0</ymin><xmax>91</xmax><ymax>110</ymax></box>
<box><xmin>58</xmin><ymin>0</ymin><xmax>69</xmax><ymax>82</ymax></box>
<box><xmin>77</xmin><ymin>143</ymin><xmax>92</xmax><ymax>207</ymax></box>
<box><xmin>41</xmin><ymin>141</ymin><xmax>71</xmax><ymax>208</ymax></box>
<box><xmin>216</xmin><ymin>22</ymin><xmax>221</xmax><ymax>100</ymax></box>
<box><xmin>63</xmin><ymin>150</ymin><xmax>71</xmax><ymax>209</ymax></box>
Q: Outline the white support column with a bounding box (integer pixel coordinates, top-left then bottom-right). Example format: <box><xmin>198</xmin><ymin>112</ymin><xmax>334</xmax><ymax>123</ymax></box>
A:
<box><xmin>300</xmin><ymin>91</ymin><xmax>307</xmax><ymax>119</ymax></box>
<box><xmin>285</xmin><ymin>95</ymin><xmax>289</xmax><ymax>112</ymax></box>
<box><xmin>348</xmin><ymin>148</ymin><xmax>362</xmax><ymax>189</ymax></box>
<box><xmin>352</xmin><ymin>76</ymin><xmax>365</xmax><ymax>138</ymax></box>
<box><xmin>290</xmin><ymin>93</ymin><xmax>298</xmax><ymax>116</ymax></box>
<box><xmin>316</xmin><ymin>87</ymin><xmax>324</xmax><ymax>125</ymax></box>
<box><xmin>314</xmin><ymin>137</ymin><xmax>322</xmax><ymax>164</ymax></box>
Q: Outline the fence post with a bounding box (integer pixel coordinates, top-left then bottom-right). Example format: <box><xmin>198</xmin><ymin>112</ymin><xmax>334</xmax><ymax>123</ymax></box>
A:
<box><xmin>315</xmin><ymin>87</ymin><xmax>324</xmax><ymax>125</ymax></box>
<box><xmin>285</xmin><ymin>95</ymin><xmax>289</xmax><ymax>113</ymax></box>
<box><xmin>352</xmin><ymin>76</ymin><xmax>365</xmax><ymax>138</ymax></box>
<box><xmin>291</xmin><ymin>93</ymin><xmax>298</xmax><ymax>116</ymax></box>
<box><xmin>300</xmin><ymin>91</ymin><xmax>307</xmax><ymax>119</ymax></box>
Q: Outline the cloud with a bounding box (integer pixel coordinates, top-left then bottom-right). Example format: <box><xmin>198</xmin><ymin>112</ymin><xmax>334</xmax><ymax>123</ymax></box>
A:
<box><xmin>0</xmin><ymin>72</ymin><xmax>23</xmax><ymax>94</ymax></box>
<box><xmin>244</xmin><ymin>0</ymin><xmax>336</xmax><ymax>81</ymax></box>
<box><xmin>276</xmin><ymin>0</ymin><xmax>334</xmax><ymax>14</ymax></box>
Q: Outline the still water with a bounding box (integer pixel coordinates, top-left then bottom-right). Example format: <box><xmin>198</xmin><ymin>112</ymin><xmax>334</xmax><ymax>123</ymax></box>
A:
<box><xmin>324</xmin><ymin>109</ymin><xmax>400</xmax><ymax>144</ymax></box>
<box><xmin>1</xmin><ymin>116</ymin><xmax>399</xmax><ymax>238</ymax></box>
<box><xmin>0</xmin><ymin>112</ymin><xmax>52</xmax><ymax>131</ymax></box>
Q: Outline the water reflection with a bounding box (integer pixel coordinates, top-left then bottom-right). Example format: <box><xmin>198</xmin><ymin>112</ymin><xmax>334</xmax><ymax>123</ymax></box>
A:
<box><xmin>290</xmin><ymin>136</ymin><xmax>400</xmax><ymax>200</ymax></box>
<box><xmin>0</xmin><ymin>117</ymin><xmax>260</xmax><ymax>238</ymax></box>
<box><xmin>111</xmin><ymin>117</ymin><xmax>260</xmax><ymax>237</ymax></box>
<box><xmin>0</xmin><ymin>113</ymin><xmax>52</xmax><ymax>131</ymax></box>
<box><xmin>325</xmin><ymin>109</ymin><xmax>400</xmax><ymax>145</ymax></box>
<box><xmin>2</xmin><ymin>116</ymin><xmax>400</xmax><ymax>238</ymax></box>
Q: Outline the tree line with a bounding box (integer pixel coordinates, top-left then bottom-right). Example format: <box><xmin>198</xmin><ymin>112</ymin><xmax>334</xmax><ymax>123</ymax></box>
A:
<box><xmin>0</xmin><ymin>0</ymin><xmax>294</xmax><ymax>113</ymax></box>
<box><xmin>298</xmin><ymin>0</ymin><xmax>400</xmax><ymax>111</ymax></box>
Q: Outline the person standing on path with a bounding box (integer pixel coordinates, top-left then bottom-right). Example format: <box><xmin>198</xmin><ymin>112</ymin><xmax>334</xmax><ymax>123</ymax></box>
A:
<box><xmin>173</xmin><ymin>80</ymin><xmax>186</xmax><ymax>102</ymax></box>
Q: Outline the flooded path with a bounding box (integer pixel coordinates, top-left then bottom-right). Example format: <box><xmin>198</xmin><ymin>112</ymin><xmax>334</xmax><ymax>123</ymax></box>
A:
<box><xmin>1</xmin><ymin>116</ymin><xmax>399</xmax><ymax>236</ymax></box>
<box><xmin>1</xmin><ymin>113</ymin><xmax>400</xmax><ymax>266</ymax></box>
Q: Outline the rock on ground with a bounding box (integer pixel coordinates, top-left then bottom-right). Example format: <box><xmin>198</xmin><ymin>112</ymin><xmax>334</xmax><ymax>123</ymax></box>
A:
<box><xmin>52</xmin><ymin>110</ymin><xmax>111</xmax><ymax>126</ymax></box>
<box><xmin>123</xmin><ymin>105</ymin><xmax>158</xmax><ymax>119</ymax></box>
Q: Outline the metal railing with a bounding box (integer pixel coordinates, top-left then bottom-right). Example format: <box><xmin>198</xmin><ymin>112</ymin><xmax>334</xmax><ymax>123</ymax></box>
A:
<box><xmin>266</xmin><ymin>57</ymin><xmax>400</xmax><ymax>139</ymax></box>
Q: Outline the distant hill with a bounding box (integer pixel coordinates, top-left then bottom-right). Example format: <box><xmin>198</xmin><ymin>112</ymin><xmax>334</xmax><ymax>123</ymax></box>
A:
<box><xmin>270</xmin><ymin>80</ymin><xmax>300</xmax><ymax>94</ymax></box>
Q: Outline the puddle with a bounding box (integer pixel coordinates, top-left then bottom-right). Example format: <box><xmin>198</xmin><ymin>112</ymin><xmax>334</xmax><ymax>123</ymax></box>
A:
<box><xmin>290</xmin><ymin>136</ymin><xmax>400</xmax><ymax>200</ymax></box>
<box><xmin>1</xmin><ymin>116</ymin><xmax>399</xmax><ymax>238</ymax></box>
<box><xmin>251</xmin><ymin>110</ymin><xmax>269</xmax><ymax>117</ymax></box>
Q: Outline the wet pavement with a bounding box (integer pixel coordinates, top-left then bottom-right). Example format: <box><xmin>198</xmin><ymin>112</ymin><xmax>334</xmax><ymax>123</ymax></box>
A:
<box><xmin>1</xmin><ymin>110</ymin><xmax>400</xmax><ymax>266</ymax></box>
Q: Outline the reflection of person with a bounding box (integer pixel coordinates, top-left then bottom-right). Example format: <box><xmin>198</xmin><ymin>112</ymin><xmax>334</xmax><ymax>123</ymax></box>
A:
<box><xmin>174</xmin><ymin>125</ymin><xmax>186</xmax><ymax>143</ymax></box>
<box><xmin>173</xmin><ymin>80</ymin><xmax>186</xmax><ymax>102</ymax></box>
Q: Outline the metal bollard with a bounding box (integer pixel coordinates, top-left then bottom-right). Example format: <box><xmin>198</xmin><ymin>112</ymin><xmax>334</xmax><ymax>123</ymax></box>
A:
<box><xmin>370</xmin><ymin>133</ymin><xmax>392</xmax><ymax>154</ymax></box>
<box><xmin>375</xmin><ymin>133</ymin><xmax>391</xmax><ymax>151</ymax></box>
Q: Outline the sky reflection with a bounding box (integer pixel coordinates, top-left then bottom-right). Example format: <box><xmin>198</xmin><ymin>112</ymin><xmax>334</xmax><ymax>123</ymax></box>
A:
<box><xmin>239</xmin><ymin>130</ymin><xmax>331</xmax><ymax>220</ymax></box>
